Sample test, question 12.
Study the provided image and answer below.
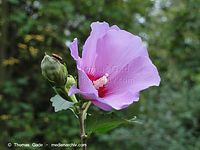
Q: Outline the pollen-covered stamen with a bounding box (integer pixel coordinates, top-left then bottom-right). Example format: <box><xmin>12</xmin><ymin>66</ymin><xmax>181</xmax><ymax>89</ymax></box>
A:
<box><xmin>93</xmin><ymin>73</ymin><xmax>109</xmax><ymax>90</ymax></box>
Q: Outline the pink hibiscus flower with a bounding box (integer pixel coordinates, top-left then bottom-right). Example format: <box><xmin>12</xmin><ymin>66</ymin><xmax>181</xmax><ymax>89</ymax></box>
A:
<box><xmin>68</xmin><ymin>21</ymin><xmax>160</xmax><ymax>111</ymax></box>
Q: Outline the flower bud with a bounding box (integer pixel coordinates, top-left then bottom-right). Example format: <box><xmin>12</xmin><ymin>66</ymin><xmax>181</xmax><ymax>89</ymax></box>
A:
<box><xmin>41</xmin><ymin>54</ymin><xmax>68</xmax><ymax>86</ymax></box>
<box><xmin>66</xmin><ymin>75</ymin><xmax>77</xmax><ymax>89</ymax></box>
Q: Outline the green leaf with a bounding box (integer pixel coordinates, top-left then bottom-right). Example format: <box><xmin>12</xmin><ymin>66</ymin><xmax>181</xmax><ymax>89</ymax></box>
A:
<box><xmin>50</xmin><ymin>95</ymin><xmax>74</xmax><ymax>112</ymax></box>
<box><xmin>86</xmin><ymin>113</ymin><xmax>128</xmax><ymax>135</ymax></box>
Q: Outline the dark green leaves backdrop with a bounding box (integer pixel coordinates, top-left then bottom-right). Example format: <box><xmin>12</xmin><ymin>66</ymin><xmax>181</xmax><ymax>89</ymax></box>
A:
<box><xmin>0</xmin><ymin>0</ymin><xmax>200</xmax><ymax>149</ymax></box>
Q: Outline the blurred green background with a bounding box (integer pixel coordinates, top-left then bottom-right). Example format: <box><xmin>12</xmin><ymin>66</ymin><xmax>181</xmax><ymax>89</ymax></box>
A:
<box><xmin>0</xmin><ymin>0</ymin><xmax>200</xmax><ymax>149</ymax></box>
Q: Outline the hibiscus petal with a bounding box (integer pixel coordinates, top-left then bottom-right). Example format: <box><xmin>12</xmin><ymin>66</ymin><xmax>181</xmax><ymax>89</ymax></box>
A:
<box><xmin>68</xmin><ymin>38</ymin><xmax>83</xmax><ymax>68</ymax></box>
<box><xmin>77</xmin><ymin>68</ymin><xmax>98</xmax><ymax>96</ymax></box>
<box><xmin>69</xmin><ymin>38</ymin><xmax>79</xmax><ymax>61</ymax></box>
<box><xmin>110</xmin><ymin>25</ymin><xmax>120</xmax><ymax>30</ymax></box>
<box><xmin>94</xmin><ymin>29</ymin><xmax>148</xmax><ymax>77</ymax></box>
<box><xmin>92</xmin><ymin>100</ymin><xmax>113</xmax><ymax>111</ymax></box>
<box><xmin>82</xmin><ymin>22</ymin><xmax>110</xmax><ymax>75</ymax></box>
<box><xmin>68</xmin><ymin>68</ymin><xmax>98</xmax><ymax>100</ymax></box>
<box><xmin>95</xmin><ymin>91</ymin><xmax>139</xmax><ymax>110</ymax></box>
<box><xmin>68</xmin><ymin>85</ymin><xmax>97</xmax><ymax>100</ymax></box>
<box><xmin>106</xmin><ymin>56</ymin><xmax>160</xmax><ymax>95</ymax></box>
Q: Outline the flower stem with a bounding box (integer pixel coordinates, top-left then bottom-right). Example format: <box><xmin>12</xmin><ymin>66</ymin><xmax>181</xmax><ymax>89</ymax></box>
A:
<box><xmin>79</xmin><ymin>101</ymin><xmax>91</xmax><ymax>150</ymax></box>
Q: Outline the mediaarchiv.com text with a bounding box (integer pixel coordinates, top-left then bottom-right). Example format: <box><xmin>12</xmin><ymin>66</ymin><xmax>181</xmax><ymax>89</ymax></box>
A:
<box><xmin>7</xmin><ymin>142</ymin><xmax>87</xmax><ymax>148</ymax></box>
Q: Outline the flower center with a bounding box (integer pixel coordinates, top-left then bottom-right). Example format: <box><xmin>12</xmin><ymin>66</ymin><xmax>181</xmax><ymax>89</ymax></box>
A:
<box><xmin>87</xmin><ymin>73</ymin><xmax>109</xmax><ymax>98</ymax></box>
<box><xmin>93</xmin><ymin>73</ymin><xmax>109</xmax><ymax>90</ymax></box>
